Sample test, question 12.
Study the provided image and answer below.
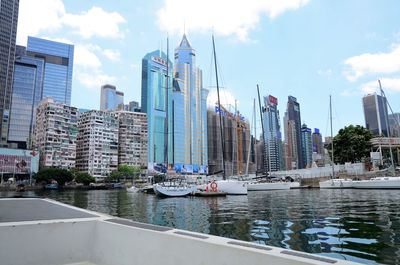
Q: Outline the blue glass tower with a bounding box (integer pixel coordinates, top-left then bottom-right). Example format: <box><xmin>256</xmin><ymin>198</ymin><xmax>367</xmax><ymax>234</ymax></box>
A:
<box><xmin>8</xmin><ymin>46</ymin><xmax>44</xmax><ymax>149</ymax></box>
<box><xmin>301</xmin><ymin>123</ymin><xmax>313</xmax><ymax>168</ymax></box>
<box><xmin>173</xmin><ymin>34</ymin><xmax>208</xmax><ymax>173</ymax></box>
<box><xmin>261</xmin><ymin>95</ymin><xmax>282</xmax><ymax>172</ymax></box>
<box><xmin>141</xmin><ymin>50</ymin><xmax>172</xmax><ymax>170</ymax></box>
<box><xmin>26</xmin><ymin>36</ymin><xmax>74</xmax><ymax>105</ymax></box>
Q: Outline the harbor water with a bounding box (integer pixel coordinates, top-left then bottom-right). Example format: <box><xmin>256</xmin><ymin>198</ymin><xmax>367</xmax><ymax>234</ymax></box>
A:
<box><xmin>2</xmin><ymin>189</ymin><xmax>400</xmax><ymax>264</ymax></box>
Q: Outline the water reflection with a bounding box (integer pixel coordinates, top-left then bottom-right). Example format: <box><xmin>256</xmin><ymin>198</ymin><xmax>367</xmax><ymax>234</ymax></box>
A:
<box><xmin>2</xmin><ymin>189</ymin><xmax>400</xmax><ymax>264</ymax></box>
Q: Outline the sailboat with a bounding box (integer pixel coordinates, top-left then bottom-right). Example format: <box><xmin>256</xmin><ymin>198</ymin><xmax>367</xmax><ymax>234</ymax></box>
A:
<box><xmin>247</xmin><ymin>85</ymin><xmax>290</xmax><ymax>191</ymax></box>
<box><xmin>210</xmin><ymin>35</ymin><xmax>248</xmax><ymax>195</ymax></box>
<box><xmin>352</xmin><ymin>80</ymin><xmax>400</xmax><ymax>189</ymax></box>
<box><xmin>319</xmin><ymin>95</ymin><xmax>353</xmax><ymax>189</ymax></box>
<box><xmin>153</xmin><ymin>37</ymin><xmax>197</xmax><ymax>197</ymax></box>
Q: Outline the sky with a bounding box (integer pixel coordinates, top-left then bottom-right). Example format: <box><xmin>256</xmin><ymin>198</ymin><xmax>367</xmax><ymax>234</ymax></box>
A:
<box><xmin>16</xmin><ymin>0</ymin><xmax>400</xmax><ymax>139</ymax></box>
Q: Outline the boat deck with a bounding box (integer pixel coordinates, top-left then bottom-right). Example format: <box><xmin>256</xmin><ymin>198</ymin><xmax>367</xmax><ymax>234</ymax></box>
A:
<box><xmin>0</xmin><ymin>198</ymin><xmax>360</xmax><ymax>265</ymax></box>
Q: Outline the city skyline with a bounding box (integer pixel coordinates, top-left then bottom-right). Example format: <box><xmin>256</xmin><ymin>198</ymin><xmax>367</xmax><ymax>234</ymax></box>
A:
<box><xmin>15</xmin><ymin>0</ymin><xmax>400</xmax><ymax>138</ymax></box>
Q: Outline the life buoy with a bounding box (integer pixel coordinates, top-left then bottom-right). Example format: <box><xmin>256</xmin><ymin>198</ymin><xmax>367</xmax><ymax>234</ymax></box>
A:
<box><xmin>210</xmin><ymin>181</ymin><xmax>218</xmax><ymax>192</ymax></box>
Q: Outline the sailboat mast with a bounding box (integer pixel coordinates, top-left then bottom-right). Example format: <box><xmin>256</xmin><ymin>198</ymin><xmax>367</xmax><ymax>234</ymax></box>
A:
<box><xmin>254</xmin><ymin>98</ymin><xmax>257</xmax><ymax>174</ymax></box>
<box><xmin>164</xmin><ymin>37</ymin><xmax>169</xmax><ymax>170</ymax></box>
<box><xmin>257</xmin><ymin>85</ymin><xmax>267</xmax><ymax>175</ymax></box>
<box><xmin>212</xmin><ymin>35</ymin><xmax>226</xmax><ymax>180</ymax></box>
<box><xmin>378</xmin><ymin>79</ymin><xmax>395</xmax><ymax>175</ymax></box>
<box><xmin>330</xmin><ymin>95</ymin><xmax>334</xmax><ymax>178</ymax></box>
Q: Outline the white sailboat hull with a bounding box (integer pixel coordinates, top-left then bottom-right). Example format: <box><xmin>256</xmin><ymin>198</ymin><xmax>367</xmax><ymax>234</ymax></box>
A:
<box><xmin>319</xmin><ymin>179</ymin><xmax>353</xmax><ymax>189</ymax></box>
<box><xmin>352</xmin><ymin>176</ymin><xmax>400</xmax><ymax>189</ymax></box>
<box><xmin>247</xmin><ymin>182</ymin><xmax>291</xmax><ymax>191</ymax></box>
<box><xmin>289</xmin><ymin>182</ymin><xmax>300</xmax><ymax>189</ymax></box>
<box><xmin>215</xmin><ymin>180</ymin><xmax>247</xmax><ymax>195</ymax></box>
<box><xmin>153</xmin><ymin>183</ymin><xmax>197</xmax><ymax>197</ymax></box>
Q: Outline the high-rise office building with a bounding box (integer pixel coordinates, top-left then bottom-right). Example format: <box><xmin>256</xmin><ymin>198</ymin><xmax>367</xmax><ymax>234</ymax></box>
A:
<box><xmin>141</xmin><ymin>50</ymin><xmax>172</xmax><ymax>172</ymax></box>
<box><xmin>301</xmin><ymin>123</ymin><xmax>312</xmax><ymax>168</ymax></box>
<box><xmin>34</xmin><ymin>98</ymin><xmax>78</xmax><ymax>169</ymax></box>
<box><xmin>312</xmin><ymin>128</ymin><xmax>324</xmax><ymax>155</ymax></box>
<box><xmin>100</xmin><ymin>84</ymin><xmax>124</xmax><ymax>111</ymax></box>
<box><xmin>76</xmin><ymin>110</ymin><xmax>119</xmax><ymax>180</ymax></box>
<box><xmin>388</xmin><ymin>113</ymin><xmax>400</xmax><ymax>137</ymax></box>
<box><xmin>0</xmin><ymin>0</ymin><xmax>19</xmax><ymax>145</ymax></box>
<box><xmin>127</xmin><ymin>101</ymin><xmax>140</xmax><ymax>112</ymax></box>
<box><xmin>172</xmin><ymin>34</ymin><xmax>208</xmax><ymax>171</ymax></box>
<box><xmin>26</xmin><ymin>36</ymin><xmax>74</xmax><ymax>105</ymax></box>
<box><xmin>363</xmin><ymin>93</ymin><xmax>389</xmax><ymax>137</ymax></box>
<box><xmin>115</xmin><ymin>110</ymin><xmax>148</xmax><ymax>167</ymax></box>
<box><xmin>283</xmin><ymin>96</ymin><xmax>303</xmax><ymax>169</ymax></box>
<box><xmin>261</xmin><ymin>95</ymin><xmax>283</xmax><ymax>172</ymax></box>
<box><xmin>8</xmin><ymin>46</ymin><xmax>44</xmax><ymax>149</ymax></box>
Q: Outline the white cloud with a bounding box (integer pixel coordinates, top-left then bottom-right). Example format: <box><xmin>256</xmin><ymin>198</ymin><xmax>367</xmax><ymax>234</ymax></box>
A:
<box><xmin>157</xmin><ymin>0</ymin><xmax>310</xmax><ymax>41</ymax></box>
<box><xmin>17</xmin><ymin>0</ymin><xmax>126</xmax><ymax>44</ymax></box>
<box><xmin>207</xmin><ymin>88</ymin><xmax>238</xmax><ymax>111</ymax></box>
<box><xmin>76</xmin><ymin>72</ymin><xmax>117</xmax><ymax>90</ymax></box>
<box><xmin>344</xmin><ymin>44</ymin><xmax>400</xmax><ymax>81</ymax></box>
<box><xmin>63</xmin><ymin>7</ymin><xmax>126</xmax><ymax>39</ymax></box>
<box><xmin>17</xmin><ymin>0</ymin><xmax>65</xmax><ymax>44</ymax></box>
<box><xmin>360</xmin><ymin>78</ymin><xmax>400</xmax><ymax>95</ymax></box>
<box><xmin>74</xmin><ymin>45</ymin><xmax>102</xmax><ymax>69</ymax></box>
<box><xmin>102</xmin><ymin>49</ymin><xmax>121</xmax><ymax>62</ymax></box>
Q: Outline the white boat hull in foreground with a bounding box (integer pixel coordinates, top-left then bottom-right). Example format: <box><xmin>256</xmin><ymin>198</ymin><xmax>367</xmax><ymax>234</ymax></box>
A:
<box><xmin>319</xmin><ymin>179</ymin><xmax>353</xmax><ymax>189</ymax></box>
<box><xmin>289</xmin><ymin>182</ymin><xmax>301</xmax><ymax>189</ymax></box>
<box><xmin>352</xmin><ymin>176</ymin><xmax>400</xmax><ymax>189</ymax></box>
<box><xmin>215</xmin><ymin>179</ymin><xmax>247</xmax><ymax>195</ymax></box>
<box><xmin>247</xmin><ymin>182</ymin><xmax>291</xmax><ymax>191</ymax></box>
<box><xmin>0</xmin><ymin>198</ymin><xmax>357</xmax><ymax>265</ymax></box>
<box><xmin>153</xmin><ymin>183</ymin><xmax>197</xmax><ymax>197</ymax></box>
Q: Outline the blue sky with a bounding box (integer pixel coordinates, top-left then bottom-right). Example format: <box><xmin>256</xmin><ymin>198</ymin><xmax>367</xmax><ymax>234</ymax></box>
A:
<box><xmin>17</xmin><ymin>0</ymin><xmax>400</xmax><ymax>138</ymax></box>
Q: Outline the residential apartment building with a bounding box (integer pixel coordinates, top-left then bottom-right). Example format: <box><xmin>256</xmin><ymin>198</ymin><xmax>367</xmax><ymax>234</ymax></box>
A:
<box><xmin>34</xmin><ymin>98</ymin><xmax>78</xmax><ymax>169</ymax></box>
<box><xmin>115</xmin><ymin>111</ymin><xmax>147</xmax><ymax>167</ymax></box>
<box><xmin>76</xmin><ymin>110</ymin><xmax>118</xmax><ymax>180</ymax></box>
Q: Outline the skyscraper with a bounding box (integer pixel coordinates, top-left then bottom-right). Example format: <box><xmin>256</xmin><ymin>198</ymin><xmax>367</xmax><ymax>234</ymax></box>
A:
<box><xmin>283</xmin><ymin>96</ymin><xmax>303</xmax><ymax>169</ymax></box>
<box><xmin>141</xmin><ymin>50</ymin><xmax>172</xmax><ymax>171</ymax></box>
<box><xmin>172</xmin><ymin>34</ymin><xmax>208</xmax><ymax>170</ymax></box>
<box><xmin>301</xmin><ymin>123</ymin><xmax>312</xmax><ymax>168</ymax></box>
<box><xmin>8</xmin><ymin>46</ymin><xmax>44</xmax><ymax>149</ymax></box>
<box><xmin>363</xmin><ymin>93</ymin><xmax>389</xmax><ymax>136</ymax></box>
<box><xmin>312</xmin><ymin>128</ymin><xmax>324</xmax><ymax>155</ymax></box>
<box><xmin>0</xmin><ymin>0</ymin><xmax>19</xmax><ymax>145</ymax></box>
<box><xmin>26</xmin><ymin>36</ymin><xmax>74</xmax><ymax>105</ymax></box>
<box><xmin>388</xmin><ymin>113</ymin><xmax>400</xmax><ymax>137</ymax></box>
<box><xmin>261</xmin><ymin>95</ymin><xmax>283</xmax><ymax>172</ymax></box>
<box><xmin>100</xmin><ymin>84</ymin><xmax>124</xmax><ymax>111</ymax></box>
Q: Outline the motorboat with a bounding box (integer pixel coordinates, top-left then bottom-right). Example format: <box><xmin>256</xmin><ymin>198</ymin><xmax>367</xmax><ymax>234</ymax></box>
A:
<box><xmin>247</xmin><ymin>181</ymin><xmax>291</xmax><ymax>191</ymax></box>
<box><xmin>319</xmin><ymin>178</ymin><xmax>353</xmax><ymax>189</ymax></box>
<box><xmin>0</xmin><ymin>198</ymin><xmax>357</xmax><ymax>265</ymax></box>
<box><xmin>153</xmin><ymin>180</ymin><xmax>197</xmax><ymax>197</ymax></box>
<box><xmin>352</xmin><ymin>176</ymin><xmax>400</xmax><ymax>189</ymax></box>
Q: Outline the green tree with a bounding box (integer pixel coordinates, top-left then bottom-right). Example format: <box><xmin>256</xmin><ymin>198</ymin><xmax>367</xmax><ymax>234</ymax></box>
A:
<box><xmin>106</xmin><ymin>165</ymin><xmax>141</xmax><ymax>182</ymax></box>
<box><xmin>34</xmin><ymin>168</ymin><xmax>74</xmax><ymax>186</ymax></box>
<box><xmin>74</xmin><ymin>172</ymin><xmax>95</xmax><ymax>185</ymax></box>
<box><xmin>329</xmin><ymin>125</ymin><xmax>373</xmax><ymax>164</ymax></box>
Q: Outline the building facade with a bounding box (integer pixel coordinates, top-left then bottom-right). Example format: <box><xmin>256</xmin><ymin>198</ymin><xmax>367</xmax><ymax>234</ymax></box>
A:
<box><xmin>100</xmin><ymin>84</ymin><xmax>124</xmax><ymax>111</ymax></box>
<box><xmin>26</xmin><ymin>36</ymin><xmax>74</xmax><ymax>105</ymax></box>
<box><xmin>172</xmin><ymin>34</ymin><xmax>208</xmax><ymax>172</ymax></box>
<box><xmin>283</xmin><ymin>96</ymin><xmax>303</xmax><ymax>169</ymax></box>
<box><xmin>389</xmin><ymin>113</ymin><xmax>400</xmax><ymax>137</ymax></box>
<box><xmin>363</xmin><ymin>93</ymin><xmax>389</xmax><ymax>137</ymax></box>
<box><xmin>115</xmin><ymin>111</ymin><xmax>147</xmax><ymax>167</ymax></box>
<box><xmin>301</xmin><ymin>124</ymin><xmax>313</xmax><ymax>168</ymax></box>
<box><xmin>141</xmin><ymin>50</ymin><xmax>172</xmax><ymax>172</ymax></box>
<box><xmin>76</xmin><ymin>110</ymin><xmax>118</xmax><ymax>180</ymax></box>
<box><xmin>8</xmin><ymin>46</ymin><xmax>44</xmax><ymax>149</ymax></box>
<box><xmin>0</xmin><ymin>0</ymin><xmax>19</xmax><ymax>145</ymax></box>
<box><xmin>261</xmin><ymin>95</ymin><xmax>283</xmax><ymax>172</ymax></box>
<box><xmin>34</xmin><ymin>98</ymin><xmax>78</xmax><ymax>169</ymax></box>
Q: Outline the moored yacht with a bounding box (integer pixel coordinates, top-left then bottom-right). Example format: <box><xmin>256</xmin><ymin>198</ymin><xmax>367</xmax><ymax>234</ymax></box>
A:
<box><xmin>319</xmin><ymin>178</ymin><xmax>353</xmax><ymax>189</ymax></box>
<box><xmin>247</xmin><ymin>181</ymin><xmax>291</xmax><ymax>191</ymax></box>
<box><xmin>352</xmin><ymin>176</ymin><xmax>400</xmax><ymax>189</ymax></box>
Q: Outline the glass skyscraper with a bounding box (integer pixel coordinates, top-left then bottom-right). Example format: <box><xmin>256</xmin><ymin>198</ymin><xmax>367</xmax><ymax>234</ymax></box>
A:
<box><xmin>141</xmin><ymin>50</ymin><xmax>172</xmax><ymax>170</ymax></box>
<box><xmin>261</xmin><ymin>95</ymin><xmax>283</xmax><ymax>172</ymax></box>
<box><xmin>26</xmin><ymin>36</ymin><xmax>74</xmax><ymax>105</ymax></box>
<box><xmin>283</xmin><ymin>96</ymin><xmax>303</xmax><ymax>169</ymax></box>
<box><xmin>363</xmin><ymin>93</ymin><xmax>389</xmax><ymax>137</ymax></box>
<box><xmin>8</xmin><ymin>46</ymin><xmax>44</xmax><ymax>149</ymax></box>
<box><xmin>0</xmin><ymin>0</ymin><xmax>19</xmax><ymax>145</ymax></box>
<box><xmin>173</xmin><ymin>34</ymin><xmax>208</xmax><ymax>172</ymax></box>
<box><xmin>301</xmin><ymin>123</ymin><xmax>313</xmax><ymax>168</ymax></box>
<box><xmin>100</xmin><ymin>84</ymin><xmax>124</xmax><ymax>111</ymax></box>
